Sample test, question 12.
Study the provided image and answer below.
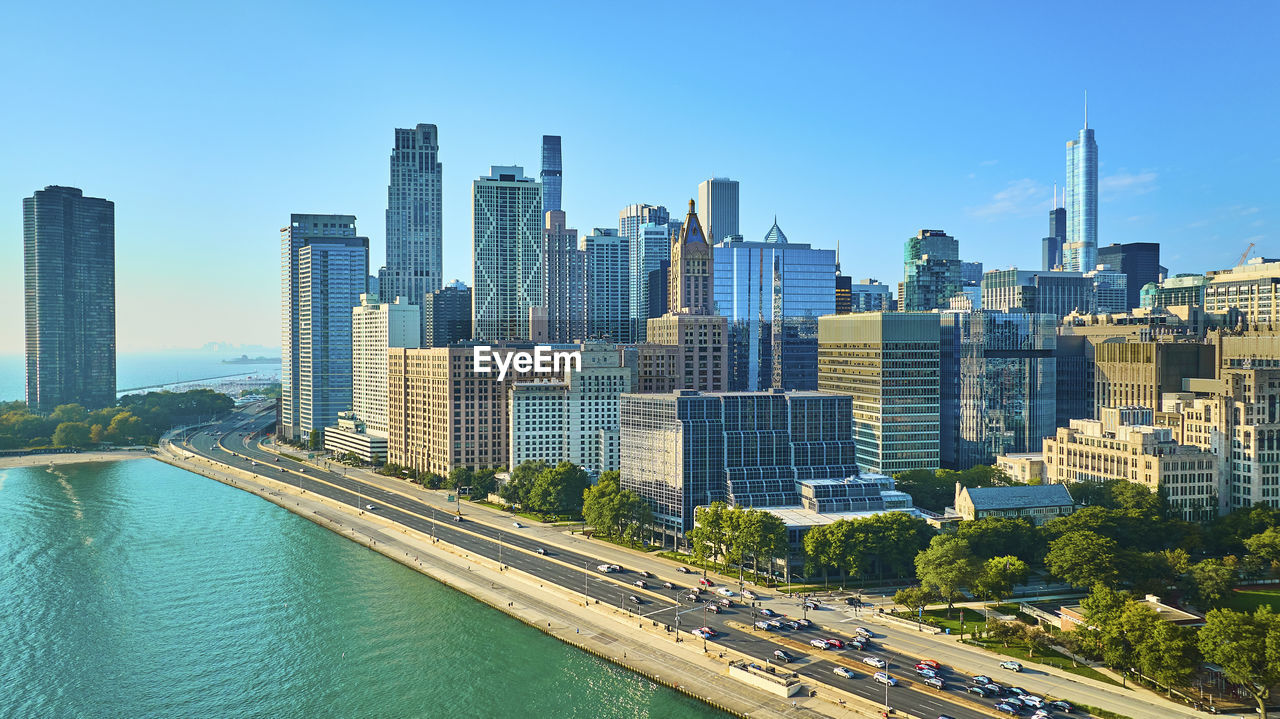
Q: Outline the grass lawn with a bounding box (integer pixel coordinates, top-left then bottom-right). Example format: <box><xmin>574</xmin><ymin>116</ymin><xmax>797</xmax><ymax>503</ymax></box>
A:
<box><xmin>469</xmin><ymin>500</ymin><xmax>581</xmax><ymax>525</ymax></box>
<box><xmin>962</xmin><ymin>638</ymin><xmax>1124</xmax><ymax>688</ymax></box>
<box><xmin>1222</xmin><ymin>587</ymin><xmax>1280</xmax><ymax>613</ymax></box>
<box><xmin>897</xmin><ymin>607</ymin><xmax>987</xmax><ymax>634</ymax></box>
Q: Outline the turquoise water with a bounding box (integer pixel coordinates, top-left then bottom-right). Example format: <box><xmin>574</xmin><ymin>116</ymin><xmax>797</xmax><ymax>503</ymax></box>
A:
<box><xmin>0</xmin><ymin>460</ymin><xmax>726</xmax><ymax>719</ymax></box>
<box><xmin>0</xmin><ymin>352</ymin><xmax>280</xmax><ymax>402</ymax></box>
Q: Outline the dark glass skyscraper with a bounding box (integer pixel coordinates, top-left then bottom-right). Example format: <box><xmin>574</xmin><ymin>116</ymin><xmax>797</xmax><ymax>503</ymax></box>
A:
<box><xmin>424</xmin><ymin>280</ymin><xmax>473</xmax><ymax>347</ymax></box>
<box><xmin>540</xmin><ymin>135</ymin><xmax>562</xmax><ymax>216</ymax></box>
<box><xmin>1043</xmin><ymin>192</ymin><xmax>1067</xmax><ymax>271</ymax></box>
<box><xmin>1098</xmin><ymin>242</ymin><xmax>1160</xmax><ymax>311</ymax></box>
<box><xmin>23</xmin><ymin>185</ymin><xmax>116</xmax><ymax>410</ymax></box>
<box><xmin>382</xmin><ymin>123</ymin><xmax>443</xmax><ymax>343</ymax></box>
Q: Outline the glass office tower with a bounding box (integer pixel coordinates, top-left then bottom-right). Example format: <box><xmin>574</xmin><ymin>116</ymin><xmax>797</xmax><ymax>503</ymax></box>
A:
<box><xmin>540</xmin><ymin>135</ymin><xmax>562</xmax><ymax>216</ymax></box>
<box><xmin>1063</xmin><ymin>118</ymin><xmax>1098</xmax><ymax>273</ymax></box>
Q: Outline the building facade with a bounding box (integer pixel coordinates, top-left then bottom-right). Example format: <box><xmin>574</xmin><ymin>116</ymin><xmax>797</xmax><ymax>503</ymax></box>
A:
<box><xmin>381</xmin><ymin>124</ymin><xmax>443</xmax><ymax>343</ymax></box>
<box><xmin>23</xmin><ymin>185</ymin><xmax>116</xmax><ymax>410</ymax></box>
<box><xmin>629</xmin><ymin>222</ymin><xmax>671</xmax><ymax>341</ymax></box>
<box><xmin>1087</xmin><ymin>265</ymin><xmax>1130</xmax><ymax>314</ymax></box>
<box><xmin>280</xmin><ymin>214</ymin><xmax>370</xmax><ymax>441</ymax></box>
<box><xmin>583</xmin><ymin>228</ymin><xmax>631</xmax><ymax>342</ymax></box>
<box><xmin>1094</xmin><ymin>340</ymin><xmax>1215</xmax><ymax>413</ymax></box>
<box><xmin>540</xmin><ymin>135</ymin><xmax>562</xmax><ymax>216</ymax></box>
<box><xmin>1062</xmin><ymin>120</ymin><xmax>1098</xmax><ymax>273</ymax></box>
<box><xmin>1098</xmin><ymin>242</ymin><xmax>1160</xmax><ymax>311</ymax></box>
<box><xmin>541</xmin><ymin>210</ymin><xmax>584</xmax><ymax>343</ymax></box>
<box><xmin>697</xmin><ymin>177</ymin><xmax>739</xmax><ymax>243</ymax></box>
<box><xmin>350</xmin><ymin>294</ymin><xmax>420</xmax><ymax>437</ymax></box>
<box><xmin>817</xmin><ymin>312</ymin><xmax>942</xmax><ymax>473</ymax></box>
<box><xmin>981</xmin><ymin>269</ymin><xmax>1094</xmax><ymax>318</ymax></box>
<box><xmin>472</xmin><ymin>166</ymin><xmax>543</xmax><ymax>341</ymax></box>
<box><xmin>902</xmin><ymin>229</ymin><xmax>962</xmax><ymax>311</ymax></box>
<box><xmin>423</xmin><ymin>280</ymin><xmax>472</xmax><ymax>347</ymax></box>
<box><xmin>1044</xmin><ymin>196</ymin><xmax>1067</xmax><ymax>271</ymax></box>
<box><xmin>1203</xmin><ymin>257</ymin><xmax>1280</xmax><ymax>325</ymax></box>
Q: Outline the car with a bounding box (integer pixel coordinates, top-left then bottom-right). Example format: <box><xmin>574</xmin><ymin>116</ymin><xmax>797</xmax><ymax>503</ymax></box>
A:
<box><xmin>609</xmin><ymin>564</ymin><xmax>622</xmax><ymax>572</ymax></box>
<box><xmin>743</xmin><ymin>590</ymin><xmax>758</xmax><ymax>600</ymax></box>
<box><xmin>916</xmin><ymin>668</ymin><xmax>937</xmax><ymax>679</ymax></box>
<box><xmin>848</xmin><ymin>639</ymin><xmax>866</xmax><ymax>651</ymax></box>
<box><xmin>364</xmin><ymin>504</ymin><xmax>376</xmax><ymax>510</ymax></box>
<box><xmin>872</xmin><ymin>672</ymin><xmax>896</xmax><ymax>686</ymax></box>
<box><xmin>278</xmin><ymin>467</ymin><xmax>285</xmax><ymax>472</ymax></box>
<box><xmin>662</xmin><ymin>581</ymin><xmax>674</xmax><ymax>589</ymax></box>
<box><xmin>757</xmin><ymin>621</ymin><xmax>773</xmax><ymax>630</ymax></box>
<box><xmin>803</xmin><ymin>601</ymin><xmax>819</xmax><ymax>610</ymax></box>
<box><xmin>274</xmin><ymin>457</ymin><xmax>280</xmax><ymax>462</ymax></box>
<box><xmin>628</xmin><ymin>595</ymin><xmax>642</xmax><ymax>604</ymax></box>
<box><xmin>984</xmin><ymin>683</ymin><xmax>1005</xmax><ymax>695</ymax></box>
<box><xmin>834</xmin><ymin>666</ymin><xmax>855</xmax><ymax>679</ymax></box>
<box><xmin>774</xmin><ymin>650</ymin><xmax>794</xmax><ymax>663</ymax></box>
<box><xmin>924</xmin><ymin>677</ymin><xmax>946</xmax><ymax>690</ymax></box>
<box><xmin>968</xmin><ymin>686</ymin><xmax>994</xmax><ymax>698</ymax></box>
<box><xmin>696</xmin><ymin>626</ymin><xmax>716</xmax><ymax>637</ymax></box>
<box><xmin>1000</xmin><ymin>660</ymin><xmax>1024</xmax><ymax>672</ymax></box>
<box><xmin>938</xmin><ymin>715</ymin><xmax>957</xmax><ymax>719</ymax></box>
<box><xmin>1048</xmin><ymin>701</ymin><xmax>1073</xmax><ymax>713</ymax></box>
<box><xmin>852</xmin><ymin>626</ymin><xmax>873</xmax><ymax>638</ymax></box>
<box><xmin>861</xmin><ymin>656</ymin><xmax>886</xmax><ymax>668</ymax></box>
<box><xmin>823</xmin><ymin>637</ymin><xmax>845</xmax><ymax>649</ymax></box>
<box><xmin>785</xmin><ymin>620</ymin><xmax>800</xmax><ymax>630</ymax></box>
<box><xmin>534</xmin><ymin>547</ymin><xmax>546</xmax><ymax>555</ymax></box>
<box><xmin>796</xmin><ymin>618</ymin><xmax>812</xmax><ymax>628</ymax></box>
<box><xmin>512</xmin><ymin>521</ymin><xmax>523</xmax><ymax>528</ymax></box>
<box><xmin>641</xmin><ymin>570</ymin><xmax>653</xmax><ymax>578</ymax></box>
<box><xmin>995</xmin><ymin>703</ymin><xmax>1021</xmax><ymax>715</ymax></box>
<box><xmin>810</xmin><ymin>638</ymin><xmax>831</xmax><ymax>649</ymax></box>
<box><xmin>919</xmin><ymin>659</ymin><xmax>941</xmax><ymax>670</ymax></box>
<box><xmin>1021</xmin><ymin>696</ymin><xmax>1045</xmax><ymax>709</ymax></box>
<box><xmin>692</xmin><ymin>628</ymin><xmax>712</xmax><ymax>639</ymax></box>
<box><xmin>971</xmin><ymin>675</ymin><xmax>993</xmax><ymax>685</ymax></box>
<box><xmin>250</xmin><ymin>460</ymin><xmax>257</xmax><ymax>466</ymax></box>
<box><xmin>707</xmin><ymin>604</ymin><xmax>721</xmax><ymax>614</ymax></box>
<box><xmin>598</xmin><ymin>564</ymin><xmax>615</xmax><ymax>573</ymax></box>
<box><xmin>1031</xmin><ymin>712</ymin><xmax>1054</xmax><ymax>719</ymax></box>
<box><xmin>454</xmin><ymin>515</ymin><xmax>463</xmax><ymax>522</ymax></box>
<box><xmin>677</xmin><ymin>566</ymin><xmax>692</xmax><ymax>574</ymax></box>
<box><xmin>1006</xmin><ymin>687</ymin><xmax>1027</xmax><ymax>697</ymax></box>
<box><xmin>717</xmin><ymin>598</ymin><xmax>732</xmax><ymax>607</ymax></box>
<box><xmin>634</xmin><ymin>580</ymin><xmax>647</xmax><ymax>589</ymax></box>
<box><xmin>698</xmin><ymin>578</ymin><xmax>712</xmax><ymax>586</ymax></box>
<box><xmin>759</xmin><ymin>608</ymin><xmax>778</xmax><ymax>617</ymax></box>
<box><xmin>766</xmin><ymin>619</ymin><xmax>782</xmax><ymax>629</ymax></box>
<box><xmin>686</xmin><ymin>594</ymin><xmax>702</xmax><ymax>603</ymax></box>
<box><xmin>716</xmin><ymin>587</ymin><xmax>735</xmax><ymax>597</ymax></box>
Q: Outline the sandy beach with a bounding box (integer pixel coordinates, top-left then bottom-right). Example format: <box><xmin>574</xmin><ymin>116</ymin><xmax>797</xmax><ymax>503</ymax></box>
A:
<box><xmin>0</xmin><ymin>449</ymin><xmax>152</xmax><ymax>469</ymax></box>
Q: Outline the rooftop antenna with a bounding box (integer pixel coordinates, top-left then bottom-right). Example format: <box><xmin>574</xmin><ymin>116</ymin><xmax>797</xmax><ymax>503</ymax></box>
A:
<box><xmin>1053</xmin><ymin>182</ymin><xmax>1058</xmax><ymax>208</ymax></box>
<box><xmin>1084</xmin><ymin>90</ymin><xmax>1088</xmax><ymax>130</ymax></box>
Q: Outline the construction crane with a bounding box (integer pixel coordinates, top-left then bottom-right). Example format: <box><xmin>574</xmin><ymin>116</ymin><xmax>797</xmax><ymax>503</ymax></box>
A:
<box><xmin>1239</xmin><ymin>242</ymin><xmax>1256</xmax><ymax>267</ymax></box>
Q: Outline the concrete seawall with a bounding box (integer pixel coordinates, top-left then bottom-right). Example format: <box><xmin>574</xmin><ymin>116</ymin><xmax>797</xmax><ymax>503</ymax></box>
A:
<box><xmin>154</xmin><ymin>445</ymin><xmax>894</xmax><ymax>719</ymax></box>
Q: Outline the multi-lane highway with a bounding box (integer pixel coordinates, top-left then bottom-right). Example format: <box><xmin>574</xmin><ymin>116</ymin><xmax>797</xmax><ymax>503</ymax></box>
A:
<box><xmin>177</xmin><ymin>406</ymin><xmax>998</xmax><ymax>719</ymax></box>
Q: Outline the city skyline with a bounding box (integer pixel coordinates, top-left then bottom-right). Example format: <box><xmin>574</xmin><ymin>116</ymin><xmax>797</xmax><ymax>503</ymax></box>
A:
<box><xmin>1</xmin><ymin>3</ymin><xmax>1277</xmax><ymax>353</ymax></box>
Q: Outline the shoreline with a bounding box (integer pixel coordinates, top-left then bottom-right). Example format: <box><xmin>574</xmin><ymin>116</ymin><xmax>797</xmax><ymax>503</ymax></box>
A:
<box><xmin>153</xmin><ymin>445</ymin><xmax>876</xmax><ymax>719</ymax></box>
<box><xmin>0</xmin><ymin>449</ymin><xmax>152</xmax><ymax>470</ymax></box>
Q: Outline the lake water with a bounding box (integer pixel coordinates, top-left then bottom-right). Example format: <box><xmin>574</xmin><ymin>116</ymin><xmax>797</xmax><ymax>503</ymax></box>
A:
<box><xmin>0</xmin><ymin>459</ymin><xmax>725</xmax><ymax>719</ymax></box>
<box><xmin>0</xmin><ymin>353</ymin><xmax>280</xmax><ymax>403</ymax></box>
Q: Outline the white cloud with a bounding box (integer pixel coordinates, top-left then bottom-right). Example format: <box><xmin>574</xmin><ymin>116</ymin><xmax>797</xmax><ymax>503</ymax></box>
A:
<box><xmin>1100</xmin><ymin>170</ymin><xmax>1158</xmax><ymax>196</ymax></box>
<box><xmin>967</xmin><ymin>178</ymin><xmax>1047</xmax><ymax>219</ymax></box>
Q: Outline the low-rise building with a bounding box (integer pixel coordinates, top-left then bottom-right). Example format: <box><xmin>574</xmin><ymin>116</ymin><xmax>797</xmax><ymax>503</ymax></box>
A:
<box><xmin>1056</xmin><ymin>594</ymin><xmax>1204</xmax><ymax>632</ymax></box>
<box><xmin>995</xmin><ymin>453</ymin><xmax>1047</xmax><ymax>484</ymax></box>
<box><xmin>948</xmin><ymin>483</ymin><xmax>1074</xmax><ymax>525</ymax></box>
<box><xmin>322</xmin><ymin>412</ymin><xmax>388</xmax><ymax>463</ymax></box>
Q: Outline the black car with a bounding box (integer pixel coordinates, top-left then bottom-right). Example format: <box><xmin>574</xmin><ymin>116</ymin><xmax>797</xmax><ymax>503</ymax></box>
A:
<box><xmin>968</xmin><ymin>686</ymin><xmax>994</xmax><ymax>698</ymax></box>
<box><xmin>995</xmin><ymin>703</ymin><xmax>1021</xmax><ymax>715</ymax></box>
<box><xmin>1049</xmin><ymin>702</ymin><xmax>1073</xmax><ymax>713</ymax></box>
<box><xmin>773</xmin><ymin>650</ymin><xmax>794</xmax><ymax>663</ymax></box>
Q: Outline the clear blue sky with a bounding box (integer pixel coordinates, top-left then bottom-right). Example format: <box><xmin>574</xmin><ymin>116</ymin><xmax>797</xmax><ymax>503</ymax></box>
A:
<box><xmin>2</xmin><ymin>1</ymin><xmax>1276</xmax><ymax>352</ymax></box>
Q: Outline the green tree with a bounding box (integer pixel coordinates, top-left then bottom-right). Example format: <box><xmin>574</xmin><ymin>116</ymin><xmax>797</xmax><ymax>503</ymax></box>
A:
<box><xmin>1245</xmin><ymin>526</ymin><xmax>1280</xmax><ymax>565</ymax></box>
<box><xmin>972</xmin><ymin>555</ymin><xmax>1029</xmax><ymax>606</ymax></box>
<box><xmin>105</xmin><ymin>411</ymin><xmax>146</xmax><ymax>444</ymax></box>
<box><xmin>914</xmin><ymin>534</ymin><xmax>981</xmax><ymax>616</ymax></box>
<box><xmin>802</xmin><ymin>523</ymin><xmax>838</xmax><ymax>588</ymax></box>
<box><xmin>307</xmin><ymin>429</ymin><xmax>321</xmax><ymax>450</ymax></box>
<box><xmin>500</xmin><ymin>460</ymin><xmax>549</xmax><ymax>507</ymax></box>
<box><xmin>1198</xmin><ymin>607</ymin><xmax>1280</xmax><ymax>719</ymax></box>
<box><xmin>1022</xmin><ymin>625</ymin><xmax>1051</xmax><ymax>658</ymax></box>
<box><xmin>52</xmin><ymin>422</ymin><xmax>92</xmax><ymax>448</ymax></box>
<box><xmin>50</xmin><ymin>403</ymin><xmax>88</xmax><ymax>423</ymax></box>
<box><xmin>1142</xmin><ymin>620</ymin><xmax>1201</xmax><ymax>692</ymax></box>
<box><xmin>956</xmin><ymin>516</ymin><xmax>1041</xmax><ymax>562</ymax></box>
<box><xmin>583</xmin><ymin>473</ymin><xmax>622</xmax><ymax>535</ymax></box>
<box><xmin>1186</xmin><ymin>558</ymin><xmax>1236</xmax><ymax>609</ymax></box>
<box><xmin>893</xmin><ymin>586</ymin><xmax>936</xmax><ymax>627</ymax></box>
<box><xmin>984</xmin><ymin>618</ymin><xmax>1020</xmax><ymax>647</ymax></box>
<box><xmin>447</xmin><ymin>466</ymin><xmax>474</xmax><ymax>491</ymax></box>
<box><xmin>1045</xmin><ymin>530</ymin><xmax>1121</xmax><ymax>588</ymax></box>
<box><xmin>470</xmin><ymin>468</ymin><xmax>498</xmax><ymax>499</ymax></box>
<box><xmin>526</xmin><ymin>462</ymin><xmax>589</xmax><ymax>516</ymax></box>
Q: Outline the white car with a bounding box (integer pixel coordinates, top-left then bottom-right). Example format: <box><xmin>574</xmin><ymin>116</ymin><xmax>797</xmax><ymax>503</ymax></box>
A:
<box><xmin>810</xmin><ymin>638</ymin><xmax>831</xmax><ymax>649</ymax></box>
<box><xmin>1022</xmin><ymin>696</ymin><xmax>1046</xmax><ymax>708</ymax></box>
<box><xmin>853</xmin><ymin>626</ymin><xmax>873</xmax><ymax>638</ymax></box>
<box><xmin>742</xmin><ymin>590</ymin><xmax>758</xmax><ymax>600</ymax></box>
<box><xmin>757</xmin><ymin>621</ymin><xmax>773</xmax><ymax>630</ymax></box>
<box><xmin>1000</xmin><ymin>660</ymin><xmax>1023</xmax><ymax>672</ymax></box>
<box><xmin>834</xmin><ymin>666</ymin><xmax>855</xmax><ymax>679</ymax></box>
<box><xmin>873</xmin><ymin>672</ymin><xmax>897</xmax><ymax>686</ymax></box>
<box><xmin>716</xmin><ymin>587</ymin><xmax>735</xmax><ymax>597</ymax></box>
<box><xmin>862</xmin><ymin>656</ymin><xmax>886</xmax><ymax>668</ymax></box>
<box><xmin>512</xmin><ymin>521</ymin><xmax>523</xmax><ymax>528</ymax></box>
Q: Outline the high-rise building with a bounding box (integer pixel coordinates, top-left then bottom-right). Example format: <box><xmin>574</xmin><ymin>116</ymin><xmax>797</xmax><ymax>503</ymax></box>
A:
<box><xmin>629</xmin><ymin>221</ymin><xmax>672</xmax><ymax>341</ymax></box>
<box><xmin>647</xmin><ymin>261</ymin><xmax>670</xmax><ymax>323</ymax></box>
<box><xmin>1044</xmin><ymin>187</ymin><xmax>1067</xmax><ymax>271</ymax></box>
<box><xmin>381</xmin><ymin>124</ymin><xmax>443</xmax><ymax>343</ymax></box>
<box><xmin>1142</xmin><ymin>274</ymin><xmax>1209</xmax><ymax>311</ymax></box>
<box><xmin>1094</xmin><ymin>340</ymin><xmax>1215</xmax><ymax>414</ymax></box>
<box><xmin>848</xmin><ymin>280</ymin><xmax>893</xmax><ymax>312</ymax></box>
<box><xmin>940</xmin><ymin>310</ymin><xmax>1057</xmax><ymax>469</ymax></box>
<box><xmin>902</xmin><ymin>229</ymin><xmax>963</xmax><ymax>311</ymax></box>
<box><xmin>423</xmin><ymin>280</ymin><xmax>473</xmax><ymax>347</ymax></box>
<box><xmin>540</xmin><ymin>135</ymin><xmax>562</xmax><ymax>216</ymax></box>
<box><xmin>541</xmin><ymin>210</ymin><xmax>584</xmax><ymax>343</ymax></box>
<box><xmin>981</xmin><ymin>269</ymin><xmax>1094</xmax><ymax>319</ymax></box>
<box><xmin>583</xmin><ymin>228</ymin><xmax>631</xmax><ymax>342</ymax></box>
<box><xmin>620</xmin><ymin>389</ymin><xmax>862</xmax><ymax>546</ymax></box>
<box><xmin>618</xmin><ymin>203</ymin><xmax>669</xmax><ymax>245</ymax></box>
<box><xmin>647</xmin><ymin>200</ymin><xmax>729</xmax><ymax>392</ymax></box>
<box><xmin>387</xmin><ymin>344</ymin><xmax>572</xmax><ymax>475</ymax></box>
<box><xmin>280</xmin><ymin>214</ymin><xmax>370</xmax><ymax>442</ymax></box>
<box><xmin>23</xmin><ymin>185</ymin><xmax>116</xmax><ymax>411</ymax></box>
<box><xmin>835</xmin><ymin>274</ymin><xmax>853</xmax><ymax>314</ymax></box>
<box><xmin>1062</xmin><ymin>107</ymin><xmax>1098</xmax><ymax>273</ymax></box>
<box><xmin>349</xmin><ymin>294</ymin><xmax>420</xmax><ymax>436</ymax></box>
<box><xmin>472</xmin><ymin>166</ymin><xmax>543</xmax><ymax>341</ymax></box>
<box><xmin>1086</xmin><ymin>265</ymin><xmax>1129</xmax><ymax>314</ymax></box>
<box><xmin>1097</xmin><ymin>242</ymin><xmax>1159</xmax><ymax>311</ymax></box>
<box><xmin>697</xmin><ymin>177</ymin><xmax>739</xmax><ymax>243</ymax></box>
<box><xmin>713</xmin><ymin>221</ymin><xmax>835</xmax><ymax>391</ymax></box>
<box><xmin>961</xmin><ymin>261</ymin><xmax>984</xmax><ymax>287</ymax></box>
<box><xmin>818</xmin><ymin>312</ymin><xmax>942</xmax><ymax>473</ymax></box>
<box><xmin>1203</xmin><ymin>257</ymin><xmax>1280</xmax><ymax>325</ymax></box>
<box><xmin>509</xmin><ymin>343</ymin><xmax>632</xmax><ymax>476</ymax></box>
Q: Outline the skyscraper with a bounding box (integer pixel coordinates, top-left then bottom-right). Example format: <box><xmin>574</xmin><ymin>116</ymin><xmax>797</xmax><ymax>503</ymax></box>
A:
<box><xmin>1063</xmin><ymin>103</ymin><xmax>1098</xmax><ymax>273</ymax></box>
<box><xmin>618</xmin><ymin>203</ymin><xmax>669</xmax><ymax>245</ymax></box>
<box><xmin>381</xmin><ymin>124</ymin><xmax>443</xmax><ymax>343</ymax></box>
<box><xmin>542</xmin><ymin>210</ymin><xmax>584</xmax><ymax>342</ymax></box>
<box><xmin>423</xmin><ymin>280</ymin><xmax>472</xmax><ymax>347</ymax></box>
<box><xmin>349</xmin><ymin>294</ymin><xmax>420</xmax><ymax>437</ymax></box>
<box><xmin>280</xmin><ymin>214</ymin><xmax>370</xmax><ymax>442</ymax></box>
<box><xmin>1043</xmin><ymin>186</ymin><xmax>1067</xmax><ymax>271</ymax></box>
<box><xmin>713</xmin><ymin>221</ymin><xmax>835</xmax><ymax>391</ymax></box>
<box><xmin>630</xmin><ymin>222</ymin><xmax>671</xmax><ymax>341</ymax></box>
<box><xmin>23</xmin><ymin>185</ymin><xmax>116</xmax><ymax>410</ymax></box>
<box><xmin>697</xmin><ymin>177</ymin><xmax>739</xmax><ymax>243</ymax></box>
<box><xmin>1097</xmin><ymin>242</ymin><xmax>1160</xmax><ymax>311</ymax></box>
<box><xmin>540</xmin><ymin>135</ymin><xmax>562</xmax><ymax>216</ymax></box>
<box><xmin>902</xmin><ymin>229</ymin><xmax>962</xmax><ymax>311</ymax></box>
<box><xmin>472</xmin><ymin>166</ymin><xmax>543</xmax><ymax>341</ymax></box>
<box><xmin>583</xmin><ymin>228</ymin><xmax>631</xmax><ymax>342</ymax></box>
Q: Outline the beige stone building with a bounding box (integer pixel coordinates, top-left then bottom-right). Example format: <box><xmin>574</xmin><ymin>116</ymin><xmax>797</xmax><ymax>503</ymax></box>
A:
<box><xmin>995</xmin><ymin>453</ymin><xmax>1047</xmax><ymax>484</ymax></box>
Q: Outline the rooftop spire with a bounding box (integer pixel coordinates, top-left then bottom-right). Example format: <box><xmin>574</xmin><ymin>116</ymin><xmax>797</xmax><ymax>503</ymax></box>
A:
<box><xmin>1084</xmin><ymin>89</ymin><xmax>1088</xmax><ymax>130</ymax></box>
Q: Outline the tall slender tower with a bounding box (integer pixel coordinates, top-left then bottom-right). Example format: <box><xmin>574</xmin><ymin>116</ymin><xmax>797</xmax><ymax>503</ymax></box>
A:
<box><xmin>540</xmin><ymin>135</ymin><xmax>562</xmax><ymax>217</ymax></box>
<box><xmin>697</xmin><ymin>177</ymin><xmax>739</xmax><ymax>243</ymax></box>
<box><xmin>472</xmin><ymin>166</ymin><xmax>543</xmax><ymax>341</ymax></box>
<box><xmin>382</xmin><ymin>123</ymin><xmax>443</xmax><ymax>342</ymax></box>
<box><xmin>24</xmin><ymin>185</ymin><xmax>116</xmax><ymax>410</ymax></box>
<box><xmin>669</xmin><ymin>199</ymin><xmax>715</xmax><ymax>314</ymax></box>
<box><xmin>1062</xmin><ymin>97</ymin><xmax>1098</xmax><ymax>272</ymax></box>
<box><xmin>1043</xmin><ymin>184</ymin><xmax>1067</xmax><ymax>271</ymax></box>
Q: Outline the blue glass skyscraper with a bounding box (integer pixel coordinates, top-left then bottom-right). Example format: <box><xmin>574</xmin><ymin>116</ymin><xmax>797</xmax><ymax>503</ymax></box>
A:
<box><xmin>1063</xmin><ymin>102</ymin><xmax>1098</xmax><ymax>273</ymax></box>
<box><xmin>713</xmin><ymin>220</ymin><xmax>835</xmax><ymax>391</ymax></box>
<box><xmin>629</xmin><ymin>221</ymin><xmax>672</xmax><ymax>341</ymax></box>
<box><xmin>540</xmin><ymin>135</ymin><xmax>562</xmax><ymax>216</ymax></box>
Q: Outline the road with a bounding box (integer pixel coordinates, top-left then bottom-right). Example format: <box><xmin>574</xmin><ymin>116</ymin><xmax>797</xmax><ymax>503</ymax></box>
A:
<box><xmin>177</xmin><ymin>405</ymin><xmax>1005</xmax><ymax>719</ymax></box>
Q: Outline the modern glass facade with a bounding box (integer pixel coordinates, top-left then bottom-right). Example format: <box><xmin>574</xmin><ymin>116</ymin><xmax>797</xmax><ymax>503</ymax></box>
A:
<box><xmin>583</xmin><ymin>229</ymin><xmax>631</xmax><ymax>342</ymax></box>
<box><xmin>713</xmin><ymin>234</ymin><xmax>835</xmax><ymax>391</ymax></box>
<box><xmin>539</xmin><ymin>135</ymin><xmax>562</xmax><ymax>216</ymax></box>
<box><xmin>1063</xmin><ymin>126</ymin><xmax>1098</xmax><ymax>273</ymax></box>
<box><xmin>1097</xmin><ymin>242</ymin><xmax>1160</xmax><ymax>311</ymax></box>
<box><xmin>423</xmin><ymin>280</ymin><xmax>472</xmax><ymax>347</ymax></box>
<box><xmin>472</xmin><ymin>166</ymin><xmax>543</xmax><ymax>341</ymax></box>
<box><xmin>902</xmin><ymin>229</ymin><xmax>962</xmax><ymax>311</ymax></box>
<box><xmin>940</xmin><ymin>310</ymin><xmax>1057</xmax><ymax>469</ymax></box>
<box><xmin>629</xmin><ymin>222</ymin><xmax>671</xmax><ymax>341</ymax></box>
<box><xmin>981</xmin><ymin>269</ymin><xmax>1094</xmax><ymax>318</ymax></box>
<box><xmin>381</xmin><ymin>124</ymin><xmax>443</xmax><ymax>343</ymax></box>
<box><xmin>23</xmin><ymin>185</ymin><xmax>116</xmax><ymax>411</ymax></box>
